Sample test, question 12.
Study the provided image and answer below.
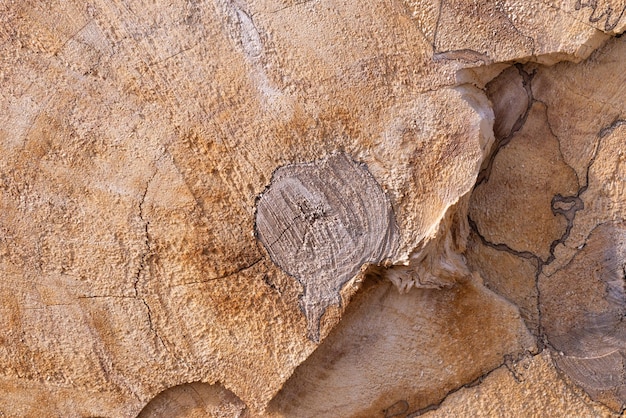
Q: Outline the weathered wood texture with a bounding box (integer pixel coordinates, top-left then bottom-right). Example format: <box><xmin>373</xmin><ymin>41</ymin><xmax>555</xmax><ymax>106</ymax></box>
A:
<box><xmin>425</xmin><ymin>352</ymin><xmax>617</xmax><ymax>417</ymax></box>
<box><xmin>0</xmin><ymin>0</ymin><xmax>625</xmax><ymax>416</ymax></box>
<box><xmin>256</xmin><ymin>152</ymin><xmax>398</xmax><ymax>341</ymax></box>
<box><xmin>138</xmin><ymin>382</ymin><xmax>246</xmax><ymax>417</ymax></box>
<box><xmin>468</xmin><ymin>36</ymin><xmax>626</xmax><ymax>412</ymax></box>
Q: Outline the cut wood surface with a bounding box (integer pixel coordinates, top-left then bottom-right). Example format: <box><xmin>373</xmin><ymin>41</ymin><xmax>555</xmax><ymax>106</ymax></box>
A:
<box><xmin>0</xmin><ymin>0</ymin><xmax>625</xmax><ymax>416</ymax></box>
<box><xmin>255</xmin><ymin>151</ymin><xmax>399</xmax><ymax>342</ymax></box>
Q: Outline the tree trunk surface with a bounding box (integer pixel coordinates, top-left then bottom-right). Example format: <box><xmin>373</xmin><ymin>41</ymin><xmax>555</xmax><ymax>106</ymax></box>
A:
<box><xmin>1</xmin><ymin>0</ymin><xmax>625</xmax><ymax>416</ymax></box>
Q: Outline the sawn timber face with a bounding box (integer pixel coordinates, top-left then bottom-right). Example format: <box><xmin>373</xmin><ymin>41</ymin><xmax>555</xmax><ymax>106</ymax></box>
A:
<box><xmin>255</xmin><ymin>151</ymin><xmax>399</xmax><ymax>342</ymax></box>
<box><xmin>1</xmin><ymin>0</ymin><xmax>624</xmax><ymax>415</ymax></box>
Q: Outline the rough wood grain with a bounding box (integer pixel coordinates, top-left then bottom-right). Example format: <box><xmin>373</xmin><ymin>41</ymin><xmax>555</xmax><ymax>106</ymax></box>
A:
<box><xmin>255</xmin><ymin>152</ymin><xmax>398</xmax><ymax>341</ymax></box>
<box><xmin>424</xmin><ymin>352</ymin><xmax>618</xmax><ymax>417</ymax></box>
<box><xmin>467</xmin><ymin>36</ymin><xmax>626</xmax><ymax>411</ymax></box>
<box><xmin>266</xmin><ymin>275</ymin><xmax>534</xmax><ymax>417</ymax></box>
<box><xmin>138</xmin><ymin>382</ymin><xmax>246</xmax><ymax>418</ymax></box>
<box><xmin>1</xmin><ymin>0</ymin><xmax>625</xmax><ymax>415</ymax></box>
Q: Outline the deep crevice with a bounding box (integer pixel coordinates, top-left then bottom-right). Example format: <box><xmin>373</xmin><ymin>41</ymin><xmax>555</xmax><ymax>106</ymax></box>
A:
<box><xmin>476</xmin><ymin>64</ymin><xmax>535</xmax><ymax>187</ymax></box>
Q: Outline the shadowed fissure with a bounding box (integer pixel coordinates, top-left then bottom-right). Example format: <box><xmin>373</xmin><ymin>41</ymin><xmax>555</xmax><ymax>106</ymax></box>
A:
<box><xmin>258</xmin><ymin>39</ymin><xmax>626</xmax><ymax>415</ymax></box>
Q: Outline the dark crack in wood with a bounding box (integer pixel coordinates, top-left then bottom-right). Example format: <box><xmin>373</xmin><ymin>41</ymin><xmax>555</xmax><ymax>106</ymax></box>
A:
<box><xmin>575</xmin><ymin>0</ymin><xmax>626</xmax><ymax>31</ymax></box>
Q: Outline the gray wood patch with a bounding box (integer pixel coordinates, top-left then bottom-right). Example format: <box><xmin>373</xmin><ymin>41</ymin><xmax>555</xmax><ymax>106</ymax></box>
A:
<box><xmin>541</xmin><ymin>221</ymin><xmax>626</xmax><ymax>406</ymax></box>
<box><xmin>255</xmin><ymin>152</ymin><xmax>399</xmax><ymax>342</ymax></box>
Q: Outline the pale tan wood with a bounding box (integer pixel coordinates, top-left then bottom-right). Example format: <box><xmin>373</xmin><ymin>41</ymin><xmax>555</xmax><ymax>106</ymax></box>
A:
<box><xmin>0</xmin><ymin>0</ymin><xmax>624</xmax><ymax>416</ymax></box>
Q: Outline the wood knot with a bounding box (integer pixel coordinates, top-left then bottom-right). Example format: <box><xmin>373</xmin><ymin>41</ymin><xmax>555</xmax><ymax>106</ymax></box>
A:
<box><xmin>255</xmin><ymin>151</ymin><xmax>399</xmax><ymax>342</ymax></box>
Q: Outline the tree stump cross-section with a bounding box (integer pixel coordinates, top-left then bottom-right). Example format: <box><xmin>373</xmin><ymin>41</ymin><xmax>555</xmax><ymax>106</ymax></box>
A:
<box><xmin>255</xmin><ymin>151</ymin><xmax>399</xmax><ymax>341</ymax></box>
